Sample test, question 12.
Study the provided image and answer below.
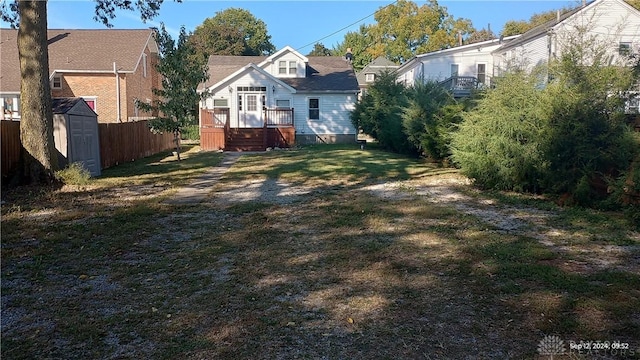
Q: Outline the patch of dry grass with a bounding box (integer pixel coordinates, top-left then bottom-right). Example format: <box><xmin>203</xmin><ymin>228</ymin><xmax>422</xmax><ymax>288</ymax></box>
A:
<box><xmin>2</xmin><ymin>144</ymin><xmax>639</xmax><ymax>359</ymax></box>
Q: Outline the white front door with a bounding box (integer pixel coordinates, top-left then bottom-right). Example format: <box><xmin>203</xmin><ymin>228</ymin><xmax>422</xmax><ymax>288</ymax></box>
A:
<box><xmin>238</xmin><ymin>93</ymin><xmax>262</xmax><ymax>128</ymax></box>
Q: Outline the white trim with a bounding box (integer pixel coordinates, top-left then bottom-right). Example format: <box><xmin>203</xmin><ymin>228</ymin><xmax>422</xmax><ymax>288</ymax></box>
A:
<box><xmin>52</xmin><ymin>75</ymin><xmax>62</xmax><ymax>89</ymax></box>
<box><xmin>203</xmin><ymin>63</ymin><xmax>297</xmax><ymax>94</ymax></box>
<box><xmin>81</xmin><ymin>96</ymin><xmax>97</xmax><ymax>112</ymax></box>
<box><xmin>307</xmin><ymin>96</ymin><xmax>320</xmax><ymax>121</ymax></box>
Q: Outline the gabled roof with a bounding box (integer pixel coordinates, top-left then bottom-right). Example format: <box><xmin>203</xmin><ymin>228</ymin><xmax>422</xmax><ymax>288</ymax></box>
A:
<box><xmin>260</xmin><ymin>45</ymin><xmax>309</xmax><ymax>65</ymax></box>
<box><xmin>282</xmin><ymin>56</ymin><xmax>358</xmax><ymax>92</ymax></box>
<box><xmin>493</xmin><ymin>0</ymin><xmax>595</xmax><ymax>53</ymax></box>
<box><xmin>202</xmin><ymin>62</ymin><xmax>297</xmax><ymax>93</ymax></box>
<box><xmin>396</xmin><ymin>35</ymin><xmax>520</xmax><ymax>74</ymax></box>
<box><xmin>52</xmin><ymin>97</ymin><xmax>97</xmax><ymax>116</ymax></box>
<box><xmin>0</xmin><ymin>28</ymin><xmax>157</xmax><ymax>92</ymax></box>
<box><xmin>201</xmin><ymin>53</ymin><xmax>358</xmax><ymax>93</ymax></box>
<box><xmin>356</xmin><ymin>57</ymin><xmax>399</xmax><ymax>86</ymax></box>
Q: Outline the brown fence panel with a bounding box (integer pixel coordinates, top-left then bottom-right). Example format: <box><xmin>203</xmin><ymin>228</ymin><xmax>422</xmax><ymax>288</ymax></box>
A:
<box><xmin>98</xmin><ymin>120</ymin><xmax>174</xmax><ymax>169</ymax></box>
<box><xmin>1</xmin><ymin>120</ymin><xmax>22</xmax><ymax>177</ymax></box>
<box><xmin>266</xmin><ymin>127</ymin><xmax>295</xmax><ymax>148</ymax></box>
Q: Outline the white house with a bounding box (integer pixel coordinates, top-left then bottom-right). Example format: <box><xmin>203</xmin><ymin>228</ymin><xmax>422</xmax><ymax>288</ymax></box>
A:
<box><xmin>198</xmin><ymin>46</ymin><xmax>359</xmax><ymax>150</ymax></box>
<box><xmin>493</xmin><ymin>0</ymin><xmax>640</xmax><ymax>73</ymax></box>
<box><xmin>396</xmin><ymin>35</ymin><xmax>520</xmax><ymax>89</ymax></box>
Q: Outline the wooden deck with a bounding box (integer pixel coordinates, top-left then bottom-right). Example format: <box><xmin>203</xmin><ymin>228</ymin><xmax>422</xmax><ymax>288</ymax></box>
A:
<box><xmin>200</xmin><ymin>108</ymin><xmax>295</xmax><ymax>151</ymax></box>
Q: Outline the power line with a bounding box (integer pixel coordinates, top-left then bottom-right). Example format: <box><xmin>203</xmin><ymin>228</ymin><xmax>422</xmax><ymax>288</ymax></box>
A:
<box><xmin>295</xmin><ymin>0</ymin><xmax>399</xmax><ymax>52</ymax></box>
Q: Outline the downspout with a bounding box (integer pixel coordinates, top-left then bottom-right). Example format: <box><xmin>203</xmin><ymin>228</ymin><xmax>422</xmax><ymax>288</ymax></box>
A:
<box><xmin>114</xmin><ymin>62</ymin><xmax>121</xmax><ymax>122</ymax></box>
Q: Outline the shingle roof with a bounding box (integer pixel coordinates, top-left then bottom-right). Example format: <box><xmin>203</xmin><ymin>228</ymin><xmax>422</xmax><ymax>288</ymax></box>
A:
<box><xmin>282</xmin><ymin>56</ymin><xmax>359</xmax><ymax>92</ymax></box>
<box><xmin>202</xmin><ymin>54</ymin><xmax>358</xmax><ymax>92</ymax></box>
<box><xmin>0</xmin><ymin>28</ymin><xmax>155</xmax><ymax>92</ymax></box>
<box><xmin>356</xmin><ymin>56</ymin><xmax>399</xmax><ymax>85</ymax></box>
<box><xmin>493</xmin><ymin>3</ymin><xmax>589</xmax><ymax>53</ymax></box>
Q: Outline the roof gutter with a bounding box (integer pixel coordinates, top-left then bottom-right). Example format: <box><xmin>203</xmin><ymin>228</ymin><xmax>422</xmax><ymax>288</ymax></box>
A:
<box><xmin>114</xmin><ymin>62</ymin><xmax>122</xmax><ymax>122</ymax></box>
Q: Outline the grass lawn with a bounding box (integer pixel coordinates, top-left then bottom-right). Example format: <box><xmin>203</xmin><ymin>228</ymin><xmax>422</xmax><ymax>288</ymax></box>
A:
<box><xmin>2</xmin><ymin>144</ymin><xmax>639</xmax><ymax>359</ymax></box>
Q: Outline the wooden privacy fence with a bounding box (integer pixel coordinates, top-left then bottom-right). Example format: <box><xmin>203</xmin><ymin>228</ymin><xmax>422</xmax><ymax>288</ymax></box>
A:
<box><xmin>98</xmin><ymin>121</ymin><xmax>174</xmax><ymax>169</ymax></box>
<box><xmin>1</xmin><ymin>120</ymin><xmax>175</xmax><ymax>178</ymax></box>
<box><xmin>1</xmin><ymin>121</ymin><xmax>21</xmax><ymax>177</ymax></box>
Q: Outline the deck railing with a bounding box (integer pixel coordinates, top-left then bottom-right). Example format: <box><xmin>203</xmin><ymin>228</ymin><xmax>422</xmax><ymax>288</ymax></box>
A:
<box><xmin>264</xmin><ymin>108</ymin><xmax>294</xmax><ymax>127</ymax></box>
<box><xmin>202</xmin><ymin>108</ymin><xmax>230</xmax><ymax>128</ymax></box>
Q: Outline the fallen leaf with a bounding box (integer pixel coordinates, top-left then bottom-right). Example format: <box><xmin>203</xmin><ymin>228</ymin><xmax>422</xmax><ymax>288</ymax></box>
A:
<box><xmin>347</xmin><ymin>317</ymin><xmax>354</xmax><ymax>324</ymax></box>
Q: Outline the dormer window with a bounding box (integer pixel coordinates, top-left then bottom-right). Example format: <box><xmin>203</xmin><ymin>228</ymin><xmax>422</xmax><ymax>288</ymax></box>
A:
<box><xmin>365</xmin><ymin>73</ymin><xmax>375</xmax><ymax>82</ymax></box>
<box><xmin>289</xmin><ymin>61</ymin><xmax>296</xmax><ymax>74</ymax></box>
<box><xmin>52</xmin><ymin>75</ymin><xmax>62</xmax><ymax>89</ymax></box>
<box><xmin>279</xmin><ymin>61</ymin><xmax>287</xmax><ymax>74</ymax></box>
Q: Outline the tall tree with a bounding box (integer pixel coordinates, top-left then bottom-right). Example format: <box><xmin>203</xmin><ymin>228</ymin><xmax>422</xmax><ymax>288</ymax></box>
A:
<box><xmin>500</xmin><ymin>6</ymin><xmax>573</xmax><ymax>36</ymax></box>
<box><xmin>0</xmin><ymin>0</ymin><xmax>178</xmax><ymax>184</ymax></box>
<box><xmin>189</xmin><ymin>8</ymin><xmax>275</xmax><ymax>59</ymax></box>
<box><xmin>307</xmin><ymin>43</ymin><xmax>332</xmax><ymax>56</ymax></box>
<box><xmin>16</xmin><ymin>0</ymin><xmax>57</xmax><ymax>183</ymax></box>
<box><xmin>136</xmin><ymin>24</ymin><xmax>209</xmax><ymax>161</ymax></box>
<box><xmin>335</xmin><ymin>0</ymin><xmax>473</xmax><ymax>65</ymax></box>
<box><xmin>464</xmin><ymin>27</ymin><xmax>496</xmax><ymax>45</ymax></box>
<box><xmin>333</xmin><ymin>25</ymin><xmax>375</xmax><ymax>71</ymax></box>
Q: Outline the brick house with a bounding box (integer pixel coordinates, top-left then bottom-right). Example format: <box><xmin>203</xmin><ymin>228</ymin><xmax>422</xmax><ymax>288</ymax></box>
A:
<box><xmin>0</xmin><ymin>28</ymin><xmax>160</xmax><ymax>123</ymax></box>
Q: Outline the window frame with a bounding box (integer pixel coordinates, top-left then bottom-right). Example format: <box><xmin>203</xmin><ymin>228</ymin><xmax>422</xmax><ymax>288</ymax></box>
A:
<box><xmin>213</xmin><ymin>98</ymin><xmax>229</xmax><ymax>108</ymax></box>
<box><xmin>289</xmin><ymin>61</ymin><xmax>297</xmax><ymax>75</ymax></box>
<box><xmin>619</xmin><ymin>42</ymin><xmax>632</xmax><ymax>56</ymax></box>
<box><xmin>308</xmin><ymin>97</ymin><xmax>320</xmax><ymax>120</ymax></box>
<box><xmin>278</xmin><ymin>61</ymin><xmax>287</xmax><ymax>74</ymax></box>
<box><xmin>365</xmin><ymin>73</ymin><xmax>375</xmax><ymax>82</ymax></box>
<box><xmin>52</xmin><ymin>75</ymin><xmax>62</xmax><ymax>89</ymax></box>
<box><xmin>276</xmin><ymin>99</ymin><xmax>290</xmax><ymax>108</ymax></box>
<box><xmin>142</xmin><ymin>53</ymin><xmax>148</xmax><ymax>78</ymax></box>
<box><xmin>476</xmin><ymin>63</ymin><xmax>486</xmax><ymax>84</ymax></box>
<box><xmin>450</xmin><ymin>64</ymin><xmax>459</xmax><ymax>77</ymax></box>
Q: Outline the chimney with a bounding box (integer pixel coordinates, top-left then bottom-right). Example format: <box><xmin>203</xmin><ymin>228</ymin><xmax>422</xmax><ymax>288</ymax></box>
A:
<box><xmin>458</xmin><ymin>31</ymin><xmax>463</xmax><ymax>46</ymax></box>
<box><xmin>557</xmin><ymin>10</ymin><xmax>560</xmax><ymax>22</ymax></box>
<box><xmin>582</xmin><ymin>0</ymin><xmax>586</xmax><ymax>6</ymax></box>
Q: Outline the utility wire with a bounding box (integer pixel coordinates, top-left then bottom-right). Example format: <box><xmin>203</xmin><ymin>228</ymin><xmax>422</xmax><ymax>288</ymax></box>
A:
<box><xmin>295</xmin><ymin>0</ymin><xmax>399</xmax><ymax>52</ymax></box>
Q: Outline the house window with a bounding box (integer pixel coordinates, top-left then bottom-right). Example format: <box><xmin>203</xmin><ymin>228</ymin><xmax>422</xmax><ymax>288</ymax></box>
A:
<box><xmin>289</xmin><ymin>61</ymin><xmax>296</xmax><ymax>74</ymax></box>
<box><xmin>308</xmin><ymin>98</ymin><xmax>319</xmax><ymax>120</ymax></box>
<box><xmin>247</xmin><ymin>95</ymin><xmax>257</xmax><ymax>111</ymax></box>
<box><xmin>365</xmin><ymin>73</ymin><xmax>375</xmax><ymax>82</ymax></box>
<box><xmin>238</xmin><ymin>95</ymin><xmax>243</xmax><ymax>111</ymax></box>
<box><xmin>82</xmin><ymin>97</ymin><xmax>96</xmax><ymax>111</ymax></box>
<box><xmin>477</xmin><ymin>64</ymin><xmax>486</xmax><ymax>84</ymax></box>
<box><xmin>450</xmin><ymin>64</ymin><xmax>459</xmax><ymax>77</ymax></box>
<box><xmin>213</xmin><ymin>99</ymin><xmax>228</xmax><ymax>108</ymax></box>
<box><xmin>52</xmin><ymin>75</ymin><xmax>62</xmax><ymax>89</ymax></box>
<box><xmin>619</xmin><ymin>42</ymin><xmax>632</xmax><ymax>56</ymax></box>
<box><xmin>276</xmin><ymin>99</ymin><xmax>290</xmax><ymax>108</ymax></box>
<box><xmin>142</xmin><ymin>53</ymin><xmax>148</xmax><ymax>78</ymax></box>
<box><xmin>279</xmin><ymin>61</ymin><xmax>287</xmax><ymax>74</ymax></box>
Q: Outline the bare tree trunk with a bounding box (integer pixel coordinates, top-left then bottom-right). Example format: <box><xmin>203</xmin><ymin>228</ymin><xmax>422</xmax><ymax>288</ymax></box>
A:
<box><xmin>17</xmin><ymin>0</ymin><xmax>58</xmax><ymax>183</ymax></box>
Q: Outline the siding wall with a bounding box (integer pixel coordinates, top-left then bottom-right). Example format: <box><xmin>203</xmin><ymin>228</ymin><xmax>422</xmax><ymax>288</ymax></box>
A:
<box><xmin>292</xmin><ymin>93</ymin><xmax>357</xmax><ymax>140</ymax></box>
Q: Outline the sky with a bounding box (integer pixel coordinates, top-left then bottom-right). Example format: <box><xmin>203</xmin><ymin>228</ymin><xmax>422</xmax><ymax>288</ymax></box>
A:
<box><xmin>2</xmin><ymin>0</ymin><xmax>580</xmax><ymax>53</ymax></box>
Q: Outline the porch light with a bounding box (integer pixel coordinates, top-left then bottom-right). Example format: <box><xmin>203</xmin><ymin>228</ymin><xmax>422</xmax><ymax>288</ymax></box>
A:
<box><xmin>272</xmin><ymin>85</ymin><xmax>276</xmax><ymax>93</ymax></box>
<box><xmin>228</xmin><ymin>86</ymin><xmax>233</xmax><ymax>93</ymax></box>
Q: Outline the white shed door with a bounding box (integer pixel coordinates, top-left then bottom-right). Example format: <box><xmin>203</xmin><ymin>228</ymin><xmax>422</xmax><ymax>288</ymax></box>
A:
<box><xmin>69</xmin><ymin>115</ymin><xmax>101</xmax><ymax>176</ymax></box>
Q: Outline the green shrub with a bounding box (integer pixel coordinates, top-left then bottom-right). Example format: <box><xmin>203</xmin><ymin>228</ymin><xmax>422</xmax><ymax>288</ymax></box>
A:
<box><xmin>351</xmin><ymin>71</ymin><xmax>414</xmax><ymax>154</ymax></box>
<box><xmin>450</xmin><ymin>71</ymin><xmax>549</xmax><ymax>192</ymax></box>
<box><xmin>181</xmin><ymin>124</ymin><xmax>200</xmax><ymax>141</ymax></box>
<box><xmin>402</xmin><ymin>81</ymin><xmax>461</xmax><ymax>161</ymax></box>
<box><xmin>55</xmin><ymin>162</ymin><xmax>91</xmax><ymax>186</ymax></box>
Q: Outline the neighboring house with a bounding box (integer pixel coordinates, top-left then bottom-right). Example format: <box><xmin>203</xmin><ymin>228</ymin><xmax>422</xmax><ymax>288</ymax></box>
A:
<box><xmin>395</xmin><ymin>35</ymin><xmax>520</xmax><ymax>94</ymax></box>
<box><xmin>0</xmin><ymin>28</ymin><xmax>160</xmax><ymax>123</ymax></box>
<box><xmin>198</xmin><ymin>46</ymin><xmax>359</xmax><ymax>150</ymax></box>
<box><xmin>356</xmin><ymin>56</ymin><xmax>399</xmax><ymax>98</ymax></box>
<box><xmin>492</xmin><ymin>0</ymin><xmax>640</xmax><ymax>74</ymax></box>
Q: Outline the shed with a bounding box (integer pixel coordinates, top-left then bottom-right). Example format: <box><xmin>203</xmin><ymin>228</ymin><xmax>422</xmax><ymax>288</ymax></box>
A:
<box><xmin>52</xmin><ymin>97</ymin><xmax>101</xmax><ymax>177</ymax></box>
